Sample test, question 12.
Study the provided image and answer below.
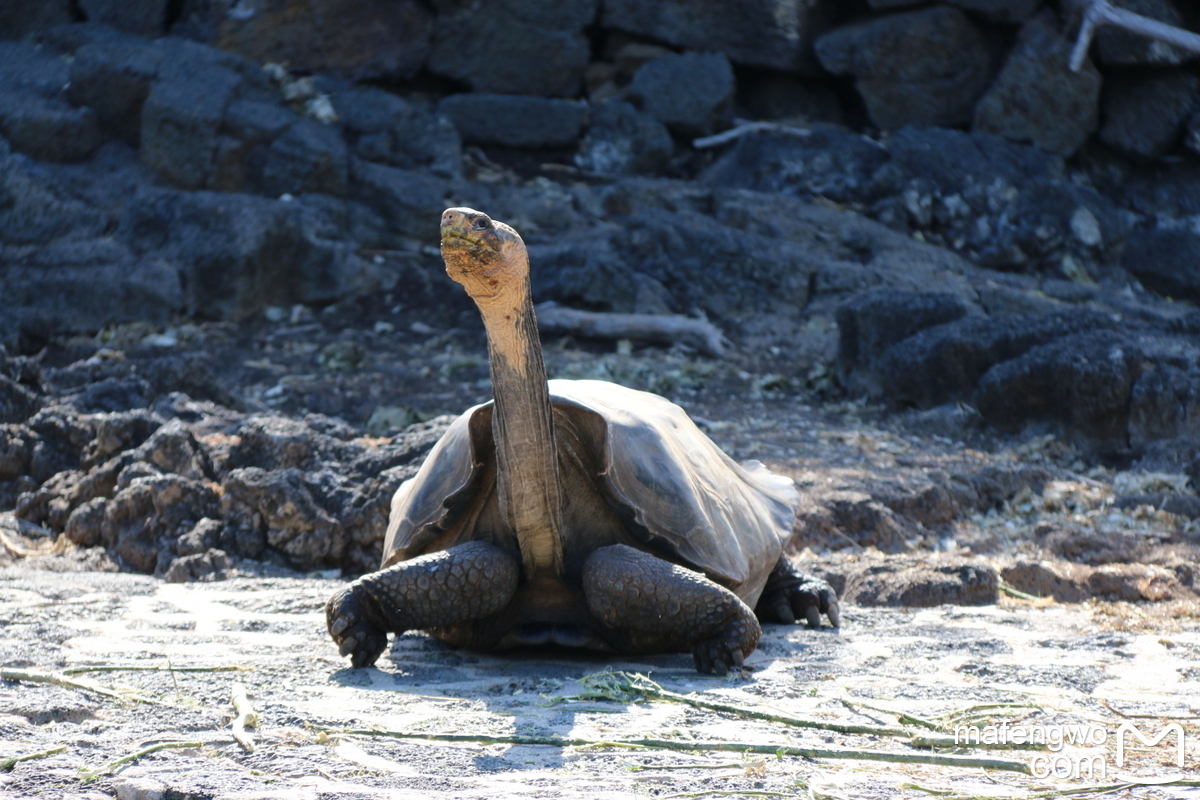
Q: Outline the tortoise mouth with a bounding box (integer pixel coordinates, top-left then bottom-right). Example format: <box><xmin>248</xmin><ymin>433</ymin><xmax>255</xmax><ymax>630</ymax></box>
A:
<box><xmin>441</xmin><ymin>227</ymin><xmax>498</xmax><ymax>256</ymax></box>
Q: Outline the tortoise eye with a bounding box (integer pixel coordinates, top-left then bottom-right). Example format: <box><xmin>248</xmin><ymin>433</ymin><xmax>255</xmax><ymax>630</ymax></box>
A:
<box><xmin>472</xmin><ymin>218</ymin><xmax>489</xmax><ymax>231</ymax></box>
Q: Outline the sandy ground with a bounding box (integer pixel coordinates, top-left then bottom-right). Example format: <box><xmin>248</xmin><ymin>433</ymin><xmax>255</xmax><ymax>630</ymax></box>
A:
<box><xmin>2</xmin><ymin>566</ymin><xmax>1198</xmax><ymax>800</ymax></box>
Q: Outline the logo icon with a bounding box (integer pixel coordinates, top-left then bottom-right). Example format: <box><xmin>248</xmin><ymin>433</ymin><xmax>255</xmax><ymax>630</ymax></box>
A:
<box><xmin>1114</xmin><ymin>723</ymin><xmax>1186</xmax><ymax>770</ymax></box>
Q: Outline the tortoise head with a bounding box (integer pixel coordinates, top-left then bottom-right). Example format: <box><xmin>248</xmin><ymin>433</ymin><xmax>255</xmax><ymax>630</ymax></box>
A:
<box><xmin>441</xmin><ymin>207</ymin><xmax>529</xmax><ymax>306</ymax></box>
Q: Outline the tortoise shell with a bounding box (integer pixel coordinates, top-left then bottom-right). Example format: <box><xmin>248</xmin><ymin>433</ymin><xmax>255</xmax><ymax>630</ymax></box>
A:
<box><xmin>381</xmin><ymin>379</ymin><xmax>799</xmax><ymax>606</ymax></box>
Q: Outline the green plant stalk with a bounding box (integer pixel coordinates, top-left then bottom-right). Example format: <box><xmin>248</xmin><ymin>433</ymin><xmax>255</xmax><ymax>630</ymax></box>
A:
<box><xmin>1</xmin><ymin>745</ymin><xmax>67</xmax><ymax>772</ymax></box>
<box><xmin>334</xmin><ymin>729</ymin><xmax>1032</xmax><ymax>773</ymax></box>
<box><xmin>78</xmin><ymin>741</ymin><xmax>204</xmax><ymax>783</ymax></box>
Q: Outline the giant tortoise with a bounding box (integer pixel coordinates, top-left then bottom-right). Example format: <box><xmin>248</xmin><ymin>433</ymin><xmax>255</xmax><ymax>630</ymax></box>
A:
<box><xmin>326</xmin><ymin>208</ymin><xmax>839</xmax><ymax>674</ymax></box>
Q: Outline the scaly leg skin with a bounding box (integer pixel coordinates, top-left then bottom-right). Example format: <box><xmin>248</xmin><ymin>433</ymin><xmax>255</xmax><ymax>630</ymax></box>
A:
<box><xmin>582</xmin><ymin>544</ymin><xmax>761</xmax><ymax>676</ymax></box>
<box><xmin>755</xmin><ymin>556</ymin><xmax>841</xmax><ymax>628</ymax></box>
<box><xmin>326</xmin><ymin>541</ymin><xmax>519</xmax><ymax>668</ymax></box>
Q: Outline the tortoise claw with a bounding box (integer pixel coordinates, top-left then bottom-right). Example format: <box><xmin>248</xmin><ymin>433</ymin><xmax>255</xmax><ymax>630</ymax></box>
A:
<box><xmin>757</xmin><ymin>561</ymin><xmax>841</xmax><ymax>629</ymax></box>
<box><xmin>805</xmin><ymin>605</ymin><xmax>822</xmax><ymax>628</ymax></box>
<box><xmin>826</xmin><ymin>600</ymin><xmax>842</xmax><ymax>628</ymax></box>
<box><xmin>326</xmin><ymin>585</ymin><xmax>388</xmax><ymax>668</ymax></box>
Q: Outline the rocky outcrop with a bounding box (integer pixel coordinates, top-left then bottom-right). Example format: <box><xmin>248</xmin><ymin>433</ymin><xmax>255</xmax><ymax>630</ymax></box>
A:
<box><xmin>427</xmin><ymin>0</ymin><xmax>593</xmax><ymax>97</ymax></box>
<box><xmin>603</xmin><ymin>0</ymin><xmax>832</xmax><ymax>72</ymax></box>
<box><xmin>972</xmin><ymin>10</ymin><xmax>1102</xmax><ymax>156</ymax></box>
<box><xmin>208</xmin><ymin>0</ymin><xmax>434</xmax><ymax>80</ymax></box>
<box><xmin>815</xmin><ymin>6</ymin><xmax>995</xmax><ymax>128</ymax></box>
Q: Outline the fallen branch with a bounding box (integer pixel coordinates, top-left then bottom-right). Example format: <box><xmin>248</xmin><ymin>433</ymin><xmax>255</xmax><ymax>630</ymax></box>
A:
<box><xmin>0</xmin><ymin>525</ymin><xmax>60</xmax><ymax>558</ymax></box>
<box><xmin>231</xmin><ymin>682</ymin><xmax>258</xmax><ymax>753</ymax></box>
<box><xmin>838</xmin><ymin>698</ymin><xmax>942</xmax><ymax>731</ymax></box>
<box><xmin>78</xmin><ymin>740</ymin><xmax>205</xmax><ymax>783</ymax></box>
<box><xmin>535</xmin><ymin>302</ymin><xmax>731</xmax><ymax>358</ymax></box>
<box><xmin>1029</xmin><ymin>778</ymin><xmax>1200</xmax><ymax>798</ymax></box>
<box><xmin>577</xmin><ymin>672</ymin><xmax>916</xmax><ymax>739</ymax></box>
<box><xmin>334</xmin><ymin>728</ymin><xmax>1031</xmax><ymax>773</ymax></box>
<box><xmin>62</xmin><ymin>664</ymin><xmax>250</xmax><ymax>676</ymax></box>
<box><xmin>693</xmin><ymin>120</ymin><xmax>812</xmax><ymax>150</ymax></box>
<box><xmin>998</xmin><ymin>580</ymin><xmax>1052</xmax><ymax>603</ymax></box>
<box><xmin>1070</xmin><ymin>0</ymin><xmax>1200</xmax><ymax>71</ymax></box>
<box><xmin>1</xmin><ymin>745</ymin><xmax>67</xmax><ymax>772</ymax></box>
<box><xmin>1</xmin><ymin>668</ymin><xmax>168</xmax><ymax>706</ymax></box>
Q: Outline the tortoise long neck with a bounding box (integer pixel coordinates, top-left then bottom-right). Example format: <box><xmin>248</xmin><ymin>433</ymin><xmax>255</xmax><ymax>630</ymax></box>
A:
<box><xmin>476</xmin><ymin>269</ymin><xmax>564</xmax><ymax>580</ymax></box>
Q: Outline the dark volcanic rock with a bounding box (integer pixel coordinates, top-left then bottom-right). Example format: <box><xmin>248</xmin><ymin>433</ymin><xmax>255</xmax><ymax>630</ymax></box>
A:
<box><xmin>222</xmin><ymin>467</ymin><xmax>342</xmax><ymax>566</ymax></box>
<box><xmin>227</xmin><ymin>415</ymin><xmax>349</xmax><ymax>472</ymax></box>
<box><xmin>737</xmin><ymin>72</ymin><xmax>845</xmax><ymax>125</ymax></box>
<box><xmin>1093</xmin><ymin>0</ymin><xmax>1197</xmax><ymax>66</ymax></box>
<box><xmin>1128</xmin><ymin>362</ymin><xmax>1200</xmax><ymax>446</ymax></box>
<box><xmin>0</xmin><ymin>2</ymin><xmax>72</xmax><ymax>40</ymax></box>
<box><xmin>84</xmin><ymin>409</ymin><xmax>162</xmax><ymax>466</ymax></box>
<box><xmin>208</xmin><ymin>0</ymin><xmax>433</xmax><ymax>79</ymax></box>
<box><xmin>439</xmin><ymin>94</ymin><xmax>586</xmax><ymax>148</ymax></box>
<box><xmin>839</xmin><ymin>555</ymin><xmax>999</xmax><ymax>607</ymax></box>
<box><xmin>704</xmin><ymin>125</ymin><xmax>1124</xmax><ymax>274</ymax></box>
<box><xmin>68</xmin><ymin>40</ymin><xmax>166</xmax><ymax>144</ymax></box>
<box><xmin>260</xmin><ymin>119</ymin><xmax>349</xmax><ymax>198</ymax></box>
<box><xmin>1122</xmin><ymin>224</ymin><xmax>1200</xmax><ymax>303</ymax></box>
<box><xmin>531</xmin><ymin>208</ymin><xmax>821</xmax><ymax>319</ymax></box>
<box><xmin>130</xmin><ymin>419</ymin><xmax>214</xmax><ymax>481</ymax></box>
<box><xmin>0</xmin><ymin>42</ymin><xmax>106</xmax><ymax>163</ymax></box>
<box><xmin>575</xmin><ymin>99</ymin><xmax>674</xmax><ymax>176</ymax></box>
<box><xmin>974</xmin><ymin>330</ymin><xmax>1143</xmax><ymax>445</ymax></box>
<box><xmin>121</xmin><ymin>189</ymin><xmax>372</xmax><ymax>319</ymax></box>
<box><xmin>349</xmin><ymin>160</ymin><xmax>450</xmax><ymax>245</ymax></box>
<box><xmin>700</xmin><ymin>126</ymin><xmax>890</xmax><ymax>204</ymax></box>
<box><xmin>0</xmin><ymin>377</ymin><xmax>40</xmax><ymax>425</ymax></box>
<box><xmin>836</xmin><ymin>290</ymin><xmax>972</xmax><ymax>395</ymax></box>
<box><xmin>866</xmin><ymin>0</ymin><xmax>1042</xmax><ymax>23</ymax></box>
<box><xmin>603</xmin><ymin>0</ymin><xmax>830</xmax><ymax>72</ymax></box>
<box><xmin>0</xmin><ymin>244</ymin><xmax>183</xmax><ymax>349</ymax></box>
<box><xmin>877</xmin><ymin>309</ymin><xmax>1118</xmax><ymax>409</ymax></box>
<box><xmin>139</xmin><ymin>64</ymin><xmax>242</xmax><ymax>189</ymax></box>
<box><xmin>628</xmin><ymin>52</ymin><xmax>735</xmax><ymax>137</ymax></box>
<box><xmin>972</xmin><ymin>10</ymin><xmax>1102</xmax><ymax>156</ymax></box>
<box><xmin>102</xmin><ymin>474</ymin><xmax>221</xmax><ymax>572</ymax></box>
<box><xmin>815</xmin><ymin>6</ymin><xmax>995</xmax><ymax>128</ymax></box>
<box><xmin>428</xmin><ymin>1</ymin><xmax>592</xmax><ymax>97</ymax></box>
<box><xmin>1099</xmin><ymin>70</ymin><xmax>1200</xmax><ymax>158</ymax></box>
<box><xmin>78</xmin><ymin>0</ymin><xmax>168</xmax><ymax>39</ymax></box>
<box><xmin>885</xmin><ymin>128</ymin><xmax>1122</xmax><ymax>271</ymax></box>
<box><xmin>325</xmin><ymin>81</ymin><xmax>460</xmax><ymax>177</ymax></box>
<box><xmin>163</xmin><ymin>548</ymin><xmax>231</xmax><ymax>582</ymax></box>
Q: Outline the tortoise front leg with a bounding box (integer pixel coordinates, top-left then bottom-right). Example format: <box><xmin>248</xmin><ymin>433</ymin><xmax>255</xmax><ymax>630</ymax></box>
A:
<box><xmin>582</xmin><ymin>544</ymin><xmax>761</xmax><ymax>675</ymax></box>
<box><xmin>326</xmin><ymin>541</ymin><xmax>519</xmax><ymax>668</ymax></box>
<box><xmin>755</xmin><ymin>556</ymin><xmax>841</xmax><ymax>628</ymax></box>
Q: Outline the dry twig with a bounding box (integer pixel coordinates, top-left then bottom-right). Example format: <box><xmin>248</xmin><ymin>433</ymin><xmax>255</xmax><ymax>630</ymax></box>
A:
<box><xmin>62</xmin><ymin>664</ymin><xmax>250</xmax><ymax>676</ymax></box>
<box><xmin>231</xmin><ymin>682</ymin><xmax>258</xmax><ymax>753</ymax></box>
<box><xmin>1070</xmin><ymin>0</ymin><xmax>1200</xmax><ymax>71</ymax></box>
<box><xmin>535</xmin><ymin>302</ymin><xmax>731</xmax><ymax>358</ymax></box>
<box><xmin>576</xmin><ymin>671</ymin><xmax>917</xmax><ymax>739</ymax></box>
<box><xmin>334</xmin><ymin>728</ymin><xmax>1032</xmax><ymax>773</ymax></box>
<box><xmin>1</xmin><ymin>745</ymin><xmax>67</xmax><ymax>772</ymax></box>
<box><xmin>0</xmin><ymin>668</ymin><xmax>168</xmax><ymax>706</ymax></box>
<box><xmin>78</xmin><ymin>741</ymin><xmax>205</xmax><ymax>783</ymax></box>
<box><xmin>693</xmin><ymin>120</ymin><xmax>812</xmax><ymax>149</ymax></box>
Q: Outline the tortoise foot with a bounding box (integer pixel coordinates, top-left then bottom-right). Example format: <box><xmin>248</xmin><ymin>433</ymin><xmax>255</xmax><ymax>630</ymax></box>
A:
<box><xmin>326</xmin><ymin>541</ymin><xmax>520</xmax><ymax>668</ymax></box>
<box><xmin>691</xmin><ymin>613</ymin><xmax>759</xmax><ymax>676</ymax></box>
<box><xmin>756</xmin><ymin>557</ymin><xmax>841</xmax><ymax>628</ymax></box>
<box><xmin>327</xmin><ymin>584</ymin><xmax>390</xmax><ymax>668</ymax></box>
<box><xmin>583</xmin><ymin>544</ymin><xmax>762</xmax><ymax>675</ymax></box>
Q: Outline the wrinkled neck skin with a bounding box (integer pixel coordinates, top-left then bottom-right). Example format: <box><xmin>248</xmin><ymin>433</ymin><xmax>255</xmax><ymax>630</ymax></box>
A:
<box><xmin>445</xmin><ymin>238</ymin><xmax>564</xmax><ymax>580</ymax></box>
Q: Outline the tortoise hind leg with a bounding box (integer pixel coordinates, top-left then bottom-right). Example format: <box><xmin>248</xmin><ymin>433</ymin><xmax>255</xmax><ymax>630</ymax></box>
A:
<box><xmin>755</xmin><ymin>556</ymin><xmax>841</xmax><ymax>628</ymax></box>
<box><xmin>326</xmin><ymin>541</ymin><xmax>519</xmax><ymax>668</ymax></box>
<box><xmin>582</xmin><ymin>544</ymin><xmax>761</xmax><ymax>675</ymax></box>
